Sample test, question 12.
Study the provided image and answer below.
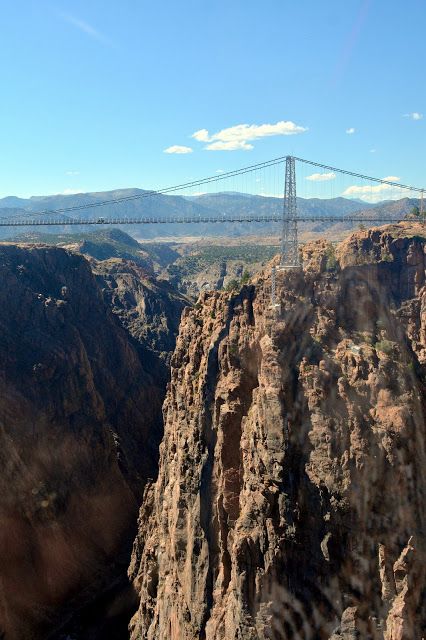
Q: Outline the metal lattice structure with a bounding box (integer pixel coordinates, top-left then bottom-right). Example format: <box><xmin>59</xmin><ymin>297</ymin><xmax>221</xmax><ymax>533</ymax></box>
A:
<box><xmin>0</xmin><ymin>154</ymin><xmax>424</xmax><ymax>230</ymax></box>
<box><xmin>281</xmin><ymin>156</ymin><xmax>299</xmax><ymax>268</ymax></box>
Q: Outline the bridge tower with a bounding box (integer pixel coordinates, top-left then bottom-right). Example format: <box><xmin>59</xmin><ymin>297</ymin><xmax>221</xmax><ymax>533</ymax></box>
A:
<box><xmin>281</xmin><ymin>155</ymin><xmax>300</xmax><ymax>267</ymax></box>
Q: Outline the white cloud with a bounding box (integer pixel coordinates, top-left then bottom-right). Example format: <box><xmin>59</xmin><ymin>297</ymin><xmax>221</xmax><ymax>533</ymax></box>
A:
<box><xmin>66</xmin><ymin>170</ymin><xmax>80</xmax><ymax>176</ymax></box>
<box><xmin>404</xmin><ymin>112</ymin><xmax>423</xmax><ymax>120</ymax></box>
<box><xmin>346</xmin><ymin>127</ymin><xmax>355</xmax><ymax>134</ymax></box>
<box><xmin>59</xmin><ymin>12</ymin><xmax>113</xmax><ymax>46</ymax></box>
<box><xmin>370</xmin><ymin>149</ymin><xmax>376</xmax><ymax>153</ymax></box>
<box><xmin>192</xmin><ymin>129</ymin><xmax>210</xmax><ymax>142</ymax></box>
<box><xmin>342</xmin><ymin>176</ymin><xmax>402</xmax><ymax>203</ymax></box>
<box><xmin>205</xmin><ymin>140</ymin><xmax>253</xmax><ymax>151</ymax></box>
<box><xmin>164</xmin><ymin>145</ymin><xmax>193</xmax><ymax>154</ymax></box>
<box><xmin>306</xmin><ymin>172</ymin><xmax>336</xmax><ymax>182</ymax></box>
<box><xmin>216</xmin><ymin>169</ymin><xmax>225</xmax><ymax>174</ymax></box>
<box><xmin>192</xmin><ymin>120</ymin><xmax>307</xmax><ymax>151</ymax></box>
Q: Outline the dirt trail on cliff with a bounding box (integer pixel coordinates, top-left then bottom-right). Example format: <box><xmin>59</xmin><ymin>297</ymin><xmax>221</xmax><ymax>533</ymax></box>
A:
<box><xmin>129</xmin><ymin>223</ymin><xmax>426</xmax><ymax>640</ymax></box>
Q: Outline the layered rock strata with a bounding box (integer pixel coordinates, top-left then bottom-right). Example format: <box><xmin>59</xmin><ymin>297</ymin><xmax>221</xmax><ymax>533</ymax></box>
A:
<box><xmin>130</xmin><ymin>223</ymin><xmax>426</xmax><ymax>639</ymax></box>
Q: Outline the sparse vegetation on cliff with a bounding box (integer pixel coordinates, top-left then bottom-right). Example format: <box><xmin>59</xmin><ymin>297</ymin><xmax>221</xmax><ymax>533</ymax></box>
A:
<box><xmin>325</xmin><ymin>243</ymin><xmax>338</xmax><ymax>271</ymax></box>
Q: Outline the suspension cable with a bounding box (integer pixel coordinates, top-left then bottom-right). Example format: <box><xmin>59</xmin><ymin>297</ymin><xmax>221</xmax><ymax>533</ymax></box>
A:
<box><xmin>3</xmin><ymin>155</ymin><xmax>425</xmax><ymax>223</ymax></box>
<box><xmin>293</xmin><ymin>157</ymin><xmax>425</xmax><ymax>193</ymax></box>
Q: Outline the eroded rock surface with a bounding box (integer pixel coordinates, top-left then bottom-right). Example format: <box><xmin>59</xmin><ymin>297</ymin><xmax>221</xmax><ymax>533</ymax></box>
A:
<box><xmin>0</xmin><ymin>244</ymin><xmax>183</xmax><ymax>639</ymax></box>
<box><xmin>129</xmin><ymin>223</ymin><xmax>426</xmax><ymax>639</ymax></box>
<box><xmin>92</xmin><ymin>257</ymin><xmax>188</xmax><ymax>386</ymax></box>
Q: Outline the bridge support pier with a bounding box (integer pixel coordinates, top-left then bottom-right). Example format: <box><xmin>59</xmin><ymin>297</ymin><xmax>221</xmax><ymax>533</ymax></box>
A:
<box><xmin>280</xmin><ymin>155</ymin><xmax>300</xmax><ymax>268</ymax></box>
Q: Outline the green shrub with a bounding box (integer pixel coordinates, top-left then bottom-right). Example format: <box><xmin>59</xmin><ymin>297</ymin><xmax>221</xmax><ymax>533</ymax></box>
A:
<box><xmin>225</xmin><ymin>278</ymin><xmax>240</xmax><ymax>292</ymax></box>
<box><xmin>229</xmin><ymin>343</ymin><xmax>239</xmax><ymax>356</ymax></box>
<box><xmin>325</xmin><ymin>245</ymin><xmax>338</xmax><ymax>272</ymax></box>
<box><xmin>240</xmin><ymin>269</ymin><xmax>251</xmax><ymax>285</ymax></box>
<box><xmin>375</xmin><ymin>339</ymin><xmax>394</xmax><ymax>355</ymax></box>
<box><xmin>381</xmin><ymin>248</ymin><xmax>393</xmax><ymax>262</ymax></box>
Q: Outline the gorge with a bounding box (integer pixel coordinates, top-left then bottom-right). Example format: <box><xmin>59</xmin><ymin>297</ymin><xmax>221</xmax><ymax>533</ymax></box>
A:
<box><xmin>0</xmin><ymin>223</ymin><xmax>425</xmax><ymax>639</ymax></box>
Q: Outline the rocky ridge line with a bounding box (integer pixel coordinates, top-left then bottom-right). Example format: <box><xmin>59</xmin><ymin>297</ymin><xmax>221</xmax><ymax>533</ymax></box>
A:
<box><xmin>129</xmin><ymin>223</ymin><xmax>426</xmax><ymax>640</ymax></box>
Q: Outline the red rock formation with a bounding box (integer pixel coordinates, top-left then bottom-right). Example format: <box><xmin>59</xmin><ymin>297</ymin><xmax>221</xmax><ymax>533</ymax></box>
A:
<box><xmin>129</xmin><ymin>223</ymin><xmax>426</xmax><ymax>639</ymax></box>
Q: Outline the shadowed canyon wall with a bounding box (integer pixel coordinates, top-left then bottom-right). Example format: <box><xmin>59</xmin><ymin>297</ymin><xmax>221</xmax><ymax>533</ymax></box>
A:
<box><xmin>0</xmin><ymin>245</ymin><xmax>185</xmax><ymax>639</ymax></box>
<box><xmin>129</xmin><ymin>223</ymin><xmax>426</xmax><ymax>639</ymax></box>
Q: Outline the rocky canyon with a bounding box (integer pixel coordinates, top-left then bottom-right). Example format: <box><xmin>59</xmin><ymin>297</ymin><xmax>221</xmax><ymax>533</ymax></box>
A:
<box><xmin>129</xmin><ymin>223</ymin><xmax>426</xmax><ymax>639</ymax></box>
<box><xmin>0</xmin><ymin>222</ymin><xmax>425</xmax><ymax>639</ymax></box>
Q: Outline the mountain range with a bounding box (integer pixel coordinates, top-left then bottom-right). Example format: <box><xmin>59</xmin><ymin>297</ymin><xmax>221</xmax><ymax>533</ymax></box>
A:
<box><xmin>0</xmin><ymin>188</ymin><xmax>421</xmax><ymax>239</ymax></box>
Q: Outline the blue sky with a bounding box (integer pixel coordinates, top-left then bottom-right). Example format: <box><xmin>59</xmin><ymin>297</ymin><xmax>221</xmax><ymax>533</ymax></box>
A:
<box><xmin>0</xmin><ymin>0</ymin><xmax>425</xmax><ymax>198</ymax></box>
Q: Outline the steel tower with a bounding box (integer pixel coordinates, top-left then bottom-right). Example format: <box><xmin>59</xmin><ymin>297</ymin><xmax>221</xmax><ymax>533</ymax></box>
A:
<box><xmin>281</xmin><ymin>155</ymin><xmax>299</xmax><ymax>267</ymax></box>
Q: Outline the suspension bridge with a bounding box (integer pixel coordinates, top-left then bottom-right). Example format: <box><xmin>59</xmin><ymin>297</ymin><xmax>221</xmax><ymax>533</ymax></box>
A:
<box><xmin>1</xmin><ymin>156</ymin><xmax>424</xmax><ymax>268</ymax></box>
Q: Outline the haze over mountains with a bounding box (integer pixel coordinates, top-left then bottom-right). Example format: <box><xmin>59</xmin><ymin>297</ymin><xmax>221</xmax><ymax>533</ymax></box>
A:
<box><xmin>0</xmin><ymin>188</ymin><xmax>421</xmax><ymax>239</ymax></box>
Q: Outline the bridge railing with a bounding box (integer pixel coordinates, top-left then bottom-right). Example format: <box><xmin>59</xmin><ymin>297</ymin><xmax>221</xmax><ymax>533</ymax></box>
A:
<box><xmin>0</xmin><ymin>214</ymin><xmax>418</xmax><ymax>227</ymax></box>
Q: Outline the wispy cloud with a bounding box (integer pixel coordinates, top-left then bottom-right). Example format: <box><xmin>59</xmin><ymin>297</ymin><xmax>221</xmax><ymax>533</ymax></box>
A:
<box><xmin>205</xmin><ymin>140</ymin><xmax>253</xmax><ymax>151</ymax></box>
<box><xmin>164</xmin><ymin>145</ymin><xmax>193</xmax><ymax>154</ymax></box>
<box><xmin>342</xmin><ymin>176</ymin><xmax>401</xmax><ymax>203</ymax></box>
<box><xmin>306</xmin><ymin>172</ymin><xmax>336</xmax><ymax>182</ymax></box>
<box><xmin>192</xmin><ymin>129</ymin><xmax>210</xmax><ymax>142</ymax></box>
<box><xmin>404</xmin><ymin>112</ymin><xmax>423</xmax><ymax>121</ymax></box>
<box><xmin>346</xmin><ymin>127</ymin><xmax>355</xmax><ymax>134</ymax></box>
<box><xmin>66</xmin><ymin>170</ymin><xmax>80</xmax><ymax>176</ymax></box>
<box><xmin>192</xmin><ymin>120</ymin><xmax>307</xmax><ymax>151</ymax></box>
<box><xmin>59</xmin><ymin>12</ymin><xmax>113</xmax><ymax>46</ymax></box>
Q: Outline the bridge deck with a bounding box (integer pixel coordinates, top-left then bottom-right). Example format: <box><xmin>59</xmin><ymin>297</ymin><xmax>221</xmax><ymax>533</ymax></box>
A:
<box><xmin>0</xmin><ymin>215</ymin><xmax>417</xmax><ymax>227</ymax></box>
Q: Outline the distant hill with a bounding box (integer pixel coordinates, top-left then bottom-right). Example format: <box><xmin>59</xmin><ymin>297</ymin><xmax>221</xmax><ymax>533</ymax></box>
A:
<box><xmin>5</xmin><ymin>228</ymin><xmax>183</xmax><ymax>272</ymax></box>
<box><xmin>322</xmin><ymin>197</ymin><xmax>421</xmax><ymax>234</ymax></box>
<box><xmin>191</xmin><ymin>193</ymin><xmax>375</xmax><ymax>218</ymax></box>
<box><xmin>0</xmin><ymin>188</ymin><xmax>422</xmax><ymax>239</ymax></box>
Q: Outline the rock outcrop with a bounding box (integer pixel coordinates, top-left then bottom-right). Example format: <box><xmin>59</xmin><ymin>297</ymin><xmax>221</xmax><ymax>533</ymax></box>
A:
<box><xmin>91</xmin><ymin>257</ymin><xmax>188</xmax><ymax>386</ymax></box>
<box><xmin>0</xmin><ymin>244</ymin><xmax>183</xmax><ymax>639</ymax></box>
<box><xmin>129</xmin><ymin>223</ymin><xmax>426</xmax><ymax>639</ymax></box>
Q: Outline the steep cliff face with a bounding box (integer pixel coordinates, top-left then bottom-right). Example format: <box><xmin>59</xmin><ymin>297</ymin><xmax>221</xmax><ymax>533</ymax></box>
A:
<box><xmin>0</xmin><ymin>244</ymin><xmax>178</xmax><ymax>639</ymax></box>
<box><xmin>129</xmin><ymin>223</ymin><xmax>426</xmax><ymax>639</ymax></box>
<box><xmin>91</xmin><ymin>257</ymin><xmax>188</xmax><ymax>386</ymax></box>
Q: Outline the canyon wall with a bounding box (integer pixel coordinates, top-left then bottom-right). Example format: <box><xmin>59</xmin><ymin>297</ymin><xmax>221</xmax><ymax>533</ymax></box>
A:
<box><xmin>129</xmin><ymin>223</ymin><xmax>426</xmax><ymax>639</ymax></box>
<box><xmin>92</xmin><ymin>257</ymin><xmax>188</xmax><ymax>386</ymax></box>
<box><xmin>0</xmin><ymin>245</ymin><xmax>184</xmax><ymax>639</ymax></box>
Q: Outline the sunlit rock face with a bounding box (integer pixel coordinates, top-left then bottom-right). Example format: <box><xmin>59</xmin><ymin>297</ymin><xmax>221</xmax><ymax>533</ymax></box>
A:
<box><xmin>129</xmin><ymin>223</ymin><xmax>426</xmax><ymax>640</ymax></box>
<box><xmin>0</xmin><ymin>244</ymin><xmax>183</xmax><ymax>639</ymax></box>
